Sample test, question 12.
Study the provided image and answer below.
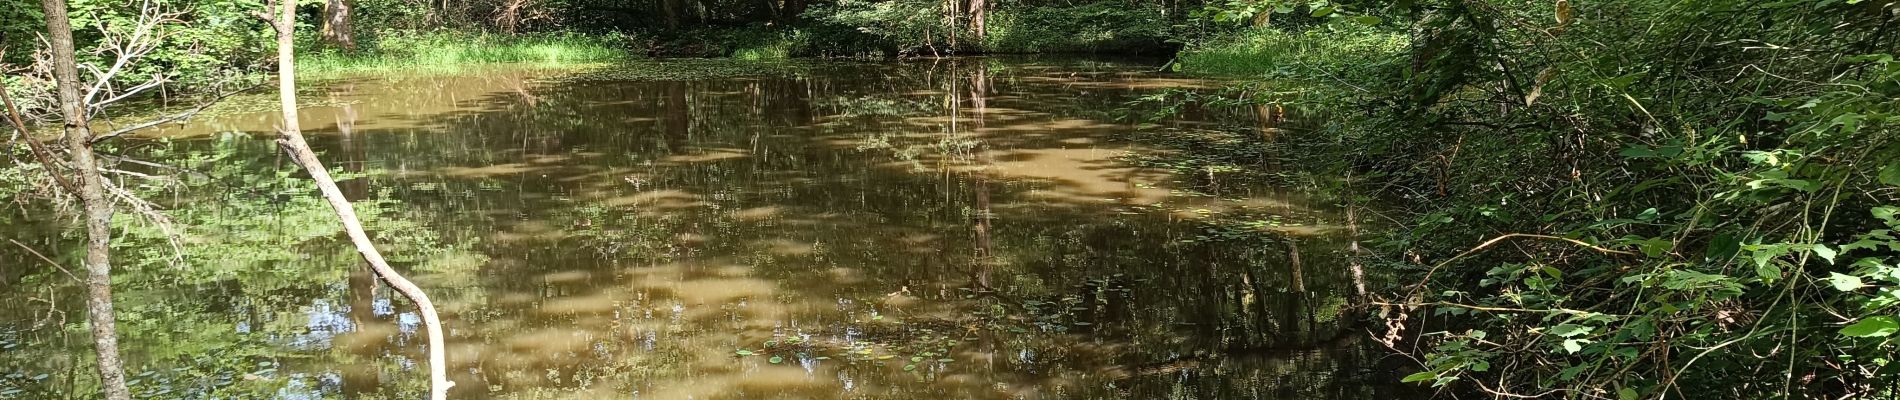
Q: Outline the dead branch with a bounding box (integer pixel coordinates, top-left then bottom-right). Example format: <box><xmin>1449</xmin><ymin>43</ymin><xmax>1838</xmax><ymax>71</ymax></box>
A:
<box><xmin>101</xmin><ymin>178</ymin><xmax>183</xmax><ymax>265</ymax></box>
<box><xmin>90</xmin><ymin>82</ymin><xmax>261</xmax><ymax>144</ymax></box>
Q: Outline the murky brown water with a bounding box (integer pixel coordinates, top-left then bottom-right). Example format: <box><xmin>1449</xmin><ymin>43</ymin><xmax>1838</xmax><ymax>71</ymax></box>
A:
<box><xmin>1</xmin><ymin>57</ymin><xmax>1406</xmax><ymax>399</ymax></box>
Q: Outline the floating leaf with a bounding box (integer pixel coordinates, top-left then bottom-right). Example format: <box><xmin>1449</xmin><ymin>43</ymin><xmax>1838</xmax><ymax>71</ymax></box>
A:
<box><xmin>735</xmin><ymin>349</ymin><xmax>754</xmax><ymax>356</ymax></box>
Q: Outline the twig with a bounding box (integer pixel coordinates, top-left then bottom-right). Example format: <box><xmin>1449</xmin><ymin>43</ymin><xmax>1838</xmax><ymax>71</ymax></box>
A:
<box><xmin>7</xmin><ymin>238</ymin><xmax>80</xmax><ymax>282</ymax></box>
<box><xmin>1372</xmin><ymin>300</ymin><xmax>1621</xmax><ymax>317</ymax></box>
<box><xmin>1403</xmin><ymin>233</ymin><xmax>1639</xmax><ymax>302</ymax></box>
<box><xmin>91</xmin><ymin>83</ymin><xmax>260</xmax><ymax>143</ymax></box>
<box><xmin>0</xmin><ymin>65</ymin><xmax>79</xmax><ymax>193</ymax></box>
<box><xmin>101</xmin><ymin>179</ymin><xmax>184</xmax><ymax>265</ymax></box>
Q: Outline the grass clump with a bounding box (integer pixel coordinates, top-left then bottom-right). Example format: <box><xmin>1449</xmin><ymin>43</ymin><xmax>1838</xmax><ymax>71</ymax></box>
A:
<box><xmin>299</xmin><ymin>31</ymin><xmax>633</xmax><ymax>75</ymax></box>
<box><xmin>1176</xmin><ymin>26</ymin><xmax>1403</xmax><ymax>77</ymax></box>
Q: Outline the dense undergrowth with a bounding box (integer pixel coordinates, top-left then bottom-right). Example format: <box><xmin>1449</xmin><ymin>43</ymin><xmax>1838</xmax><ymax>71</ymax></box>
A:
<box><xmin>1167</xmin><ymin>0</ymin><xmax>1900</xmax><ymax>398</ymax></box>
<box><xmin>297</xmin><ymin>32</ymin><xmax>632</xmax><ymax>75</ymax></box>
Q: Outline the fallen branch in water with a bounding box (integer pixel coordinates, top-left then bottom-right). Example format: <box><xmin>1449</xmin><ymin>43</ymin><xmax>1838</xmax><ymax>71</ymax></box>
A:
<box><xmin>262</xmin><ymin>2</ymin><xmax>453</xmax><ymax>398</ymax></box>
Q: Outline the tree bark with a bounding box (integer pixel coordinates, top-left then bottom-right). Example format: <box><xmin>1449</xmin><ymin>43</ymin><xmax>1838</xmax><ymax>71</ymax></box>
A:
<box><xmin>969</xmin><ymin>0</ymin><xmax>986</xmax><ymax>44</ymax></box>
<box><xmin>268</xmin><ymin>2</ymin><xmax>453</xmax><ymax>399</ymax></box>
<box><xmin>38</xmin><ymin>1</ymin><xmax>132</xmax><ymax>399</ymax></box>
<box><xmin>37</xmin><ymin>0</ymin><xmax>132</xmax><ymax>396</ymax></box>
<box><xmin>320</xmin><ymin>0</ymin><xmax>356</xmax><ymax>50</ymax></box>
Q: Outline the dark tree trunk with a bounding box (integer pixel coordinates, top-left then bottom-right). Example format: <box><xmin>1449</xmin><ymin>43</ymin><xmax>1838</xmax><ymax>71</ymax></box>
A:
<box><xmin>782</xmin><ymin>0</ymin><xmax>807</xmax><ymax>21</ymax></box>
<box><xmin>661</xmin><ymin>0</ymin><xmax>682</xmax><ymax>28</ymax></box>
<box><xmin>663</xmin><ymin>82</ymin><xmax>689</xmax><ymax>152</ymax></box>
<box><xmin>38</xmin><ymin>0</ymin><xmax>131</xmax><ymax>399</ymax></box>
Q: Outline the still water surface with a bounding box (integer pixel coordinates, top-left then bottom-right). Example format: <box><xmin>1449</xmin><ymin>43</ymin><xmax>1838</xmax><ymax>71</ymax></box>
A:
<box><xmin>1</xmin><ymin>57</ymin><xmax>1405</xmax><ymax>399</ymax></box>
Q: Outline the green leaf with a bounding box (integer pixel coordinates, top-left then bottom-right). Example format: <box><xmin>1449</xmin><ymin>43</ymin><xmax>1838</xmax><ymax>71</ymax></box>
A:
<box><xmin>1813</xmin><ymin>244</ymin><xmax>1838</xmax><ymax>264</ymax></box>
<box><xmin>1400</xmin><ymin>371</ymin><xmax>1436</xmax><ymax>383</ymax></box>
<box><xmin>1754</xmin><ymin>263</ymin><xmax>1782</xmax><ymax>281</ymax></box>
<box><xmin>1310</xmin><ymin>6</ymin><xmax>1333</xmax><ymax>17</ymax></box>
<box><xmin>1618</xmin><ymin>387</ymin><xmax>1639</xmax><ymax>400</ymax></box>
<box><xmin>1828</xmin><ymin>272</ymin><xmax>1864</xmax><ymax>291</ymax></box>
<box><xmin>1706</xmin><ymin>233</ymin><xmax>1741</xmax><ymax>262</ymax></box>
<box><xmin>1874</xmin><ymin>207</ymin><xmax>1898</xmax><ymax>225</ymax></box>
<box><xmin>1562</xmin><ymin>339</ymin><xmax>1583</xmax><ymax>353</ymax></box>
<box><xmin>1352</xmin><ymin>15</ymin><xmax>1382</xmax><ymax>25</ymax></box>
<box><xmin>1549</xmin><ymin>324</ymin><xmax>1593</xmax><ymax>338</ymax></box>
<box><xmin>1880</xmin><ymin>163</ymin><xmax>1900</xmax><ymax>186</ymax></box>
<box><xmin>902</xmin><ymin>364</ymin><xmax>917</xmax><ymax>371</ymax></box>
<box><xmin>768</xmin><ymin>356</ymin><xmax>784</xmax><ymax>364</ymax></box>
<box><xmin>1840</xmin><ymin>316</ymin><xmax>1899</xmax><ymax>337</ymax></box>
<box><xmin>735</xmin><ymin>349</ymin><xmax>754</xmax><ymax>356</ymax></box>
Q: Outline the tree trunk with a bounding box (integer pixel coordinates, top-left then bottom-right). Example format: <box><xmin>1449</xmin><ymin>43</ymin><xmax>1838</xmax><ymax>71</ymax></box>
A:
<box><xmin>269</xmin><ymin>3</ymin><xmax>454</xmax><ymax>399</ymax></box>
<box><xmin>782</xmin><ymin>0</ymin><xmax>806</xmax><ymax>21</ymax></box>
<box><xmin>945</xmin><ymin>0</ymin><xmax>960</xmax><ymax>51</ymax></box>
<box><xmin>38</xmin><ymin>1</ymin><xmax>131</xmax><ymax>399</ymax></box>
<box><xmin>968</xmin><ymin>63</ymin><xmax>993</xmax><ymax>289</ymax></box>
<box><xmin>661</xmin><ymin>0</ymin><xmax>681</xmax><ymax>28</ymax></box>
<box><xmin>969</xmin><ymin>0</ymin><xmax>986</xmax><ymax>45</ymax></box>
<box><xmin>320</xmin><ymin>0</ymin><xmax>356</xmax><ymax>50</ymax></box>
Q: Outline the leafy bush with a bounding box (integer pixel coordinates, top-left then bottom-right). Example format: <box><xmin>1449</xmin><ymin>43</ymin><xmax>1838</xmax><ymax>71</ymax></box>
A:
<box><xmin>1176</xmin><ymin>0</ymin><xmax>1900</xmax><ymax>397</ymax></box>
<box><xmin>984</xmin><ymin>2</ymin><xmax>1177</xmax><ymax>54</ymax></box>
<box><xmin>1177</xmin><ymin>25</ymin><xmax>1401</xmax><ymax>76</ymax></box>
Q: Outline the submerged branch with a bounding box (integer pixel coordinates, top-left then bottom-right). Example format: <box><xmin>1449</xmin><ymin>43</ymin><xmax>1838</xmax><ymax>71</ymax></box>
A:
<box><xmin>91</xmin><ymin>83</ymin><xmax>258</xmax><ymax>144</ymax></box>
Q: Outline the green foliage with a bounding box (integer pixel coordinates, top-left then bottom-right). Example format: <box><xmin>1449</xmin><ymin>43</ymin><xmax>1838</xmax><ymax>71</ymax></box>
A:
<box><xmin>298</xmin><ymin>31</ymin><xmax>632</xmax><ymax>75</ymax></box>
<box><xmin>806</xmin><ymin>0</ymin><xmax>947</xmax><ymax>54</ymax></box>
<box><xmin>983</xmin><ymin>2</ymin><xmax>1176</xmax><ymax>54</ymax></box>
<box><xmin>1170</xmin><ymin>0</ymin><xmax>1900</xmax><ymax>396</ymax></box>
<box><xmin>1177</xmin><ymin>25</ymin><xmax>1401</xmax><ymax>76</ymax></box>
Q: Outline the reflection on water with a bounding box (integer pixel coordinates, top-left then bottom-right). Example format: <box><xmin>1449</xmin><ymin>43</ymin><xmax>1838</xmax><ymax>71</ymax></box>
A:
<box><xmin>0</xmin><ymin>57</ymin><xmax>1408</xmax><ymax>399</ymax></box>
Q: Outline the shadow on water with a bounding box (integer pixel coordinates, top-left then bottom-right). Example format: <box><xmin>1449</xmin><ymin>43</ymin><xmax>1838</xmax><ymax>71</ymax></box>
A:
<box><xmin>0</xmin><ymin>57</ymin><xmax>1414</xmax><ymax>399</ymax></box>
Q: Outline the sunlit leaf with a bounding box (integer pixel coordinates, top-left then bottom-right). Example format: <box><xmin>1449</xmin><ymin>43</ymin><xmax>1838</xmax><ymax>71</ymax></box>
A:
<box><xmin>1841</xmin><ymin>316</ymin><xmax>1899</xmax><ymax>337</ymax></box>
<box><xmin>1828</xmin><ymin>273</ymin><xmax>1864</xmax><ymax>291</ymax></box>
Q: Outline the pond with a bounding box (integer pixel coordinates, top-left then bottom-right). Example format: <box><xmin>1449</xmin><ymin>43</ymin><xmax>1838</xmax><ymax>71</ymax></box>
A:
<box><xmin>0</xmin><ymin>57</ymin><xmax>1409</xmax><ymax>399</ymax></box>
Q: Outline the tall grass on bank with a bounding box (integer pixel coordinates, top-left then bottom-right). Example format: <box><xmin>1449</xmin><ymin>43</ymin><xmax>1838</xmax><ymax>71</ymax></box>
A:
<box><xmin>299</xmin><ymin>32</ymin><xmax>631</xmax><ymax>75</ymax></box>
<box><xmin>1177</xmin><ymin>27</ymin><xmax>1403</xmax><ymax>77</ymax></box>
